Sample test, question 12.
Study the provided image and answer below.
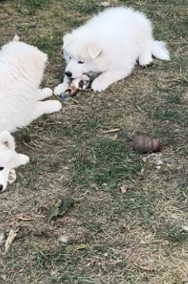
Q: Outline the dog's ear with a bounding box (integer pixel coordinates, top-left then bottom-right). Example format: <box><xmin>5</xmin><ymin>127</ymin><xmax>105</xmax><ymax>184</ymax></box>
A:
<box><xmin>87</xmin><ymin>44</ymin><xmax>102</xmax><ymax>59</ymax></box>
<box><xmin>0</xmin><ymin>131</ymin><xmax>15</xmax><ymax>150</ymax></box>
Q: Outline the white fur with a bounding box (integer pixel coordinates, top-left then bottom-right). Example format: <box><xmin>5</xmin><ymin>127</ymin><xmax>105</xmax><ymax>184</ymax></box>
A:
<box><xmin>54</xmin><ymin>6</ymin><xmax>170</xmax><ymax>93</ymax></box>
<box><xmin>0</xmin><ymin>40</ymin><xmax>62</xmax><ymax>133</ymax></box>
<box><xmin>0</xmin><ymin>131</ymin><xmax>29</xmax><ymax>192</ymax></box>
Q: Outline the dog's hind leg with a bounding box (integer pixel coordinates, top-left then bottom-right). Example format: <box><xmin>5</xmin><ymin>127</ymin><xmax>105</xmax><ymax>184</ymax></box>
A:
<box><xmin>138</xmin><ymin>49</ymin><xmax>153</xmax><ymax>66</ymax></box>
<box><xmin>32</xmin><ymin>100</ymin><xmax>62</xmax><ymax>120</ymax></box>
<box><xmin>37</xmin><ymin>88</ymin><xmax>53</xmax><ymax>100</ymax></box>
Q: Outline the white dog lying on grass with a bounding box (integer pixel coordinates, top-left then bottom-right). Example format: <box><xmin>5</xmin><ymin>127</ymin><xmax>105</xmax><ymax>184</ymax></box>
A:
<box><xmin>54</xmin><ymin>6</ymin><xmax>170</xmax><ymax>94</ymax></box>
<box><xmin>0</xmin><ymin>131</ymin><xmax>29</xmax><ymax>192</ymax></box>
<box><xmin>0</xmin><ymin>40</ymin><xmax>62</xmax><ymax>133</ymax></box>
<box><xmin>0</xmin><ymin>40</ymin><xmax>62</xmax><ymax>191</ymax></box>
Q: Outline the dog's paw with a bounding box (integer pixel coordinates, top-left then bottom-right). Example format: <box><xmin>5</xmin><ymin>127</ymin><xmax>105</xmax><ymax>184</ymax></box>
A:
<box><xmin>41</xmin><ymin>87</ymin><xmax>53</xmax><ymax>98</ymax></box>
<box><xmin>48</xmin><ymin>100</ymin><xmax>62</xmax><ymax>113</ymax></box>
<box><xmin>91</xmin><ymin>78</ymin><xmax>109</xmax><ymax>92</ymax></box>
<box><xmin>8</xmin><ymin>169</ymin><xmax>17</xmax><ymax>184</ymax></box>
<box><xmin>138</xmin><ymin>54</ymin><xmax>153</xmax><ymax>67</ymax></box>
<box><xmin>54</xmin><ymin>83</ymin><xmax>69</xmax><ymax>96</ymax></box>
<box><xmin>19</xmin><ymin>154</ymin><xmax>30</xmax><ymax>166</ymax></box>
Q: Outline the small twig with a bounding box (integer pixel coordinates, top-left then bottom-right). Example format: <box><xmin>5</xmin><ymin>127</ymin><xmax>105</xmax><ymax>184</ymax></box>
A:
<box><xmin>134</xmin><ymin>103</ymin><xmax>145</xmax><ymax>113</ymax></box>
<box><xmin>175</xmin><ymin>144</ymin><xmax>188</xmax><ymax>152</ymax></box>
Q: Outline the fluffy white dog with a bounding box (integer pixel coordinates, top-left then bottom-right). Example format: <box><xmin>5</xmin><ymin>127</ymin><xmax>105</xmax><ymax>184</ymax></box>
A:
<box><xmin>54</xmin><ymin>6</ymin><xmax>170</xmax><ymax>94</ymax></box>
<box><xmin>0</xmin><ymin>131</ymin><xmax>29</xmax><ymax>192</ymax></box>
<box><xmin>0</xmin><ymin>40</ymin><xmax>62</xmax><ymax>191</ymax></box>
<box><xmin>0</xmin><ymin>40</ymin><xmax>62</xmax><ymax>133</ymax></box>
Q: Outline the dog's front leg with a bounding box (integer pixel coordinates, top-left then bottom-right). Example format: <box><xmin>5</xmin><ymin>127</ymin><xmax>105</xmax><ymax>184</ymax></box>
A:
<box><xmin>8</xmin><ymin>169</ymin><xmax>17</xmax><ymax>184</ymax></box>
<box><xmin>38</xmin><ymin>88</ymin><xmax>53</xmax><ymax>101</ymax></box>
<box><xmin>54</xmin><ymin>75</ymin><xmax>70</xmax><ymax>95</ymax></box>
<box><xmin>8</xmin><ymin>154</ymin><xmax>30</xmax><ymax>169</ymax></box>
<box><xmin>91</xmin><ymin>70</ymin><xmax>133</xmax><ymax>92</ymax></box>
<box><xmin>32</xmin><ymin>100</ymin><xmax>62</xmax><ymax>120</ymax></box>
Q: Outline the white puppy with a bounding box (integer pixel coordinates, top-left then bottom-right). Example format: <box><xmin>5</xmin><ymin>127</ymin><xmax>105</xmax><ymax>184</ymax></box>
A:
<box><xmin>0</xmin><ymin>40</ymin><xmax>62</xmax><ymax>133</ymax></box>
<box><xmin>54</xmin><ymin>6</ymin><xmax>170</xmax><ymax>94</ymax></box>
<box><xmin>0</xmin><ymin>131</ymin><xmax>29</xmax><ymax>192</ymax></box>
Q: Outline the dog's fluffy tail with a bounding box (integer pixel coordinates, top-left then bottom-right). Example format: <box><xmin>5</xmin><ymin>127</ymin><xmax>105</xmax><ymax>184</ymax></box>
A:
<box><xmin>151</xmin><ymin>40</ymin><xmax>170</xmax><ymax>61</ymax></box>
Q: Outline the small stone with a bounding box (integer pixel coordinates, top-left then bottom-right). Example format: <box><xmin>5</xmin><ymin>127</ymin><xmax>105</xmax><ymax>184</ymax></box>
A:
<box><xmin>0</xmin><ymin>13</ymin><xmax>8</xmax><ymax>20</ymax></box>
<box><xmin>58</xmin><ymin>235</ymin><xmax>69</xmax><ymax>243</ymax></box>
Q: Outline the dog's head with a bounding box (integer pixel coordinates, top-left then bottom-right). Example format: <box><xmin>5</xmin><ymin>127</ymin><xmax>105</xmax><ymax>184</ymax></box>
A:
<box><xmin>0</xmin><ymin>131</ymin><xmax>16</xmax><ymax>192</ymax></box>
<box><xmin>63</xmin><ymin>32</ymin><xmax>104</xmax><ymax>79</ymax></box>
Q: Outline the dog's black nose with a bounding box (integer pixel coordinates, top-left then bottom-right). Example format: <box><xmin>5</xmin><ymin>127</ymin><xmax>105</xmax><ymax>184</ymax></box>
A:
<box><xmin>0</xmin><ymin>184</ymin><xmax>3</xmax><ymax>192</ymax></box>
<box><xmin>65</xmin><ymin>71</ymin><xmax>72</xmax><ymax>77</ymax></box>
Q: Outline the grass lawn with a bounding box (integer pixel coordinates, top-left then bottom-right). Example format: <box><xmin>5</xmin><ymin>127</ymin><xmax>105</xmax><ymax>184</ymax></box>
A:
<box><xmin>0</xmin><ymin>0</ymin><xmax>188</xmax><ymax>283</ymax></box>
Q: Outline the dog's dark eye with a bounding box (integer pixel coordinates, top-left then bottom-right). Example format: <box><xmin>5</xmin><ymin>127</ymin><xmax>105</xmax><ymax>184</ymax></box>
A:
<box><xmin>69</xmin><ymin>56</ymin><xmax>72</xmax><ymax>60</ymax></box>
<box><xmin>0</xmin><ymin>167</ymin><xmax>4</xmax><ymax>171</ymax></box>
<box><xmin>78</xmin><ymin>60</ymin><xmax>85</xmax><ymax>64</ymax></box>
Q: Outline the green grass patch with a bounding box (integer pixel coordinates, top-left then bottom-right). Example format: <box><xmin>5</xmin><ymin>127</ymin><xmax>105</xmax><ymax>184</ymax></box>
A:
<box><xmin>162</xmin><ymin>223</ymin><xmax>188</xmax><ymax>244</ymax></box>
<box><xmin>153</xmin><ymin>109</ymin><xmax>181</xmax><ymax>121</ymax></box>
<box><xmin>72</xmin><ymin>138</ymin><xmax>142</xmax><ymax>190</ymax></box>
<box><xmin>64</xmin><ymin>0</ymin><xmax>102</xmax><ymax>15</ymax></box>
<box><xmin>165</xmin><ymin>93</ymin><xmax>182</xmax><ymax>104</ymax></box>
<box><xmin>16</xmin><ymin>0</ymin><xmax>51</xmax><ymax>14</ymax></box>
<box><xmin>32</xmin><ymin>36</ymin><xmax>62</xmax><ymax>57</ymax></box>
<box><xmin>84</xmin><ymin>117</ymin><xmax>102</xmax><ymax>130</ymax></box>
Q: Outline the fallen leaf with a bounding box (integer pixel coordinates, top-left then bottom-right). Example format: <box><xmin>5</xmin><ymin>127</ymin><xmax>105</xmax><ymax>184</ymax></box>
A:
<box><xmin>120</xmin><ymin>184</ymin><xmax>127</xmax><ymax>194</ymax></box>
<box><xmin>182</xmin><ymin>225</ymin><xmax>188</xmax><ymax>231</ymax></box>
<box><xmin>4</xmin><ymin>228</ymin><xmax>19</xmax><ymax>254</ymax></box>
<box><xmin>0</xmin><ymin>274</ymin><xmax>6</xmax><ymax>281</ymax></box>
<box><xmin>15</xmin><ymin>212</ymin><xmax>34</xmax><ymax>221</ymax></box>
<box><xmin>48</xmin><ymin>197</ymin><xmax>74</xmax><ymax>222</ymax></box>
<box><xmin>98</xmin><ymin>2</ymin><xmax>111</xmax><ymax>7</ymax></box>
<box><xmin>146</xmin><ymin>153</ymin><xmax>164</xmax><ymax>166</ymax></box>
<box><xmin>141</xmin><ymin>157</ymin><xmax>147</xmax><ymax>163</ymax></box>
<box><xmin>48</xmin><ymin>205</ymin><xmax>60</xmax><ymax>222</ymax></box>
<box><xmin>75</xmin><ymin>244</ymin><xmax>88</xmax><ymax>250</ymax></box>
